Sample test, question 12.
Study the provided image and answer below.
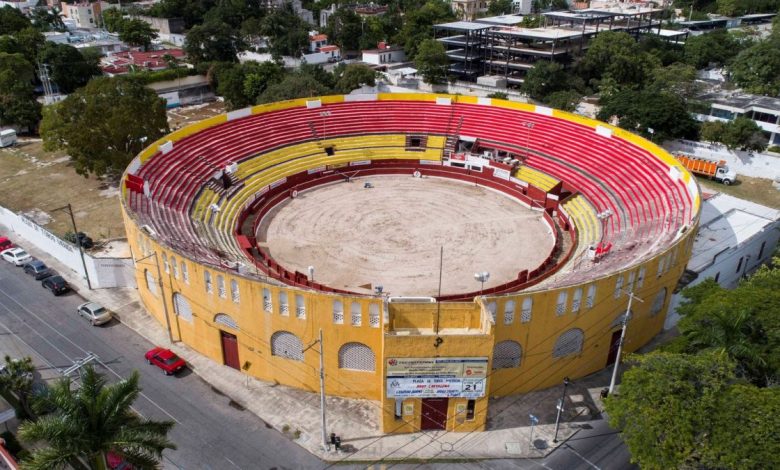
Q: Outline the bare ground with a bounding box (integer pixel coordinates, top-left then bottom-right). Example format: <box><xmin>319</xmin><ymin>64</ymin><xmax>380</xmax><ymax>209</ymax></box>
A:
<box><xmin>257</xmin><ymin>176</ymin><xmax>555</xmax><ymax>297</ymax></box>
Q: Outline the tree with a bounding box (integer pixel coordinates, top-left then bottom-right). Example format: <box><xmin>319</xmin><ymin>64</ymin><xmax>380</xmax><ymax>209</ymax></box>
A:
<box><xmin>14</xmin><ymin>27</ymin><xmax>46</xmax><ymax>64</ymax></box>
<box><xmin>0</xmin><ymin>52</ymin><xmax>41</xmax><ymax>130</ymax></box>
<box><xmin>605</xmin><ymin>351</ymin><xmax>738</xmax><ymax>470</ymax></box>
<box><xmin>101</xmin><ymin>8</ymin><xmax>125</xmax><ymax>33</ymax></box>
<box><xmin>19</xmin><ymin>367</ymin><xmax>175</xmax><ymax>470</ymax></box>
<box><xmin>185</xmin><ymin>20</ymin><xmax>246</xmax><ymax>64</ymax></box>
<box><xmin>579</xmin><ymin>31</ymin><xmax>659</xmax><ymax>91</ymax></box>
<box><xmin>257</xmin><ymin>72</ymin><xmax>330</xmax><ymax>103</ymax></box>
<box><xmin>39</xmin><ymin>43</ymin><xmax>102</xmax><ymax>94</ymax></box>
<box><xmin>0</xmin><ymin>355</ymin><xmax>36</xmax><ymax>419</ymax></box>
<box><xmin>597</xmin><ymin>89</ymin><xmax>698</xmax><ymax>142</ymax></box>
<box><xmin>728</xmin><ymin>40</ymin><xmax>780</xmax><ymax>96</ymax></box>
<box><xmin>41</xmin><ymin>77</ymin><xmax>169</xmax><ymax>176</ymax></box>
<box><xmin>117</xmin><ymin>18</ymin><xmax>159</xmax><ymax>51</ymax></box>
<box><xmin>325</xmin><ymin>7</ymin><xmax>363</xmax><ymax>52</ymax></box>
<box><xmin>260</xmin><ymin>3</ymin><xmax>310</xmax><ymax>58</ymax></box>
<box><xmin>648</xmin><ymin>63</ymin><xmax>699</xmax><ymax>100</ymax></box>
<box><xmin>722</xmin><ymin>116</ymin><xmax>768</xmax><ymax>152</ymax></box>
<box><xmin>544</xmin><ymin>90</ymin><xmax>581</xmax><ymax>112</ymax></box>
<box><xmin>396</xmin><ymin>0</ymin><xmax>455</xmax><ymax>60</ymax></box>
<box><xmin>333</xmin><ymin>63</ymin><xmax>377</xmax><ymax>93</ymax></box>
<box><xmin>683</xmin><ymin>29</ymin><xmax>745</xmax><ymax>69</ymax></box>
<box><xmin>29</xmin><ymin>7</ymin><xmax>66</xmax><ymax>32</ymax></box>
<box><xmin>0</xmin><ymin>5</ymin><xmax>32</xmax><ymax>35</ymax></box>
<box><xmin>522</xmin><ymin>61</ymin><xmax>571</xmax><ymax>101</ymax></box>
<box><xmin>243</xmin><ymin>60</ymin><xmax>285</xmax><ymax>103</ymax></box>
<box><xmin>700</xmin><ymin>120</ymin><xmax>728</xmax><ymax>143</ymax></box>
<box><xmin>487</xmin><ymin>0</ymin><xmax>513</xmax><ymax>15</ymax></box>
<box><xmin>414</xmin><ymin>38</ymin><xmax>448</xmax><ymax>85</ymax></box>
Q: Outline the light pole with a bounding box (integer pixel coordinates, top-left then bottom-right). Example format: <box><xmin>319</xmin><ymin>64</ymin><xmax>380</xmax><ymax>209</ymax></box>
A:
<box><xmin>474</xmin><ymin>271</ymin><xmax>490</xmax><ymax>296</ymax></box>
<box><xmin>53</xmin><ymin>203</ymin><xmax>92</xmax><ymax>290</ymax></box>
<box><xmin>303</xmin><ymin>329</ymin><xmax>329</xmax><ymax>452</ymax></box>
<box><xmin>553</xmin><ymin>376</ymin><xmax>570</xmax><ymax>443</ymax></box>
<box><xmin>523</xmin><ymin>122</ymin><xmax>534</xmax><ymax>159</ymax></box>
<box><xmin>136</xmin><ymin>251</ymin><xmax>174</xmax><ymax>343</ymax></box>
<box><xmin>528</xmin><ymin>413</ymin><xmax>539</xmax><ymax>449</ymax></box>
<box><xmin>608</xmin><ymin>291</ymin><xmax>644</xmax><ymax>395</ymax></box>
<box><xmin>596</xmin><ymin>209</ymin><xmax>613</xmax><ymax>245</ymax></box>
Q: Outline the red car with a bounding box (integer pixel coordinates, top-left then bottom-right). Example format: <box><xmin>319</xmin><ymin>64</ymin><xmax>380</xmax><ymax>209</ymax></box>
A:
<box><xmin>0</xmin><ymin>237</ymin><xmax>13</xmax><ymax>252</ymax></box>
<box><xmin>144</xmin><ymin>347</ymin><xmax>186</xmax><ymax>376</ymax></box>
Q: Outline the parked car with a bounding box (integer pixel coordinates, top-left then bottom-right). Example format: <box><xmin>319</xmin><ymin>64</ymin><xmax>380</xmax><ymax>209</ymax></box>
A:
<box><xmin>77</xmin><ymin>301</ymin><xmax>112</xmax><ymax>326</ymax></box>
<box><xmin>42</xmin><ymin>275</ymin><xmax>70</xmax><ymax>295</ymax></box>
<box><xmin>145</xmin><ymin>347</ymin><xmax>186</xmax><ymax>376</ymax></box>
<box><xmin>0</xmin><ymin>237</ymin><xmax>13</xmax><ymax>252</ymax></box>
<box><xmin>1</xmin><ymin>247</ymin><xmax>32</xmax><ymax>266</ymax></box>
<box><xmin>64</xmin><ymin>231</ymin><xmax>94</xmax><ymax>249</ymax></box>
<box><xmin>107</xmin><ymin>452</ymin><xmax>133</xmax><ymax>470</ymax></box>
<box><xmin>23</xmin><ymin>259</ymin><xmax>52</xmax><ymax>280</ymax></box>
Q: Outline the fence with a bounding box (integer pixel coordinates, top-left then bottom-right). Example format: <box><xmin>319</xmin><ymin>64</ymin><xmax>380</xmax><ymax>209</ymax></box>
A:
<box><xmin>0</xmin><ymin>205</ymin><xmax>136</xmax><ymax>289</ymax></box>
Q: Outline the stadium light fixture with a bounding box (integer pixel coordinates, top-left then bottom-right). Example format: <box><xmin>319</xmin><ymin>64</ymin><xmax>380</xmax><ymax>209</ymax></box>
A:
<box><xmin>474</xmin><ymin>271</ymin><xmax>490</xmax><ymax>295</ymax></box>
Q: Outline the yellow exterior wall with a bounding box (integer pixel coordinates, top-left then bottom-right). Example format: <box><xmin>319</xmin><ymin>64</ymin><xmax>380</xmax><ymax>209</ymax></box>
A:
<box><xmin>122</xmin><ymin>94</ymin><xmax>700</xmax><ymax>434</ymax></box>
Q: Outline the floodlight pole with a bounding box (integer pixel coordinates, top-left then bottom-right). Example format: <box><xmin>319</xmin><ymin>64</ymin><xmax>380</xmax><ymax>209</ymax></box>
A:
<box><xmin>53</xmin><ymin>203</ymin><xmax>92</xmax><ymax>290</ymax></box>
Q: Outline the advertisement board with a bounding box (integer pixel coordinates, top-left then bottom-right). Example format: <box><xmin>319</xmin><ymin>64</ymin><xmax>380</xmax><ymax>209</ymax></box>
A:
<box><xmin>385</xmin><ymin>357</ymin><xmax>488</xmax><ymax>398</ymax></box>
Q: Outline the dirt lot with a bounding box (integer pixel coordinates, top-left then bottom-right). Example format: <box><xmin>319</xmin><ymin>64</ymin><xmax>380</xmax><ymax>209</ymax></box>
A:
<box><xmin>258</xmin><ymin>175</ymin><xmax>555</xmax><ymax>297</ymax></box>
<box><xmin>167</xmin><ymin>100</ymin><xmax>225</xmax><ymax>129</ymax></box>
<box><xmin>698</xmin><ymin>174</ymin><xmax>780</xmax><ymax>209</ymax></box>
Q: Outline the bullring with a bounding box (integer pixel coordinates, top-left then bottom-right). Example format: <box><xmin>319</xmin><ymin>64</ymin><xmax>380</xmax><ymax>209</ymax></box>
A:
<box><xmin>121</xmin><ymin>93</ymin><xmax>700</xmax><ymax>433</ymax></box>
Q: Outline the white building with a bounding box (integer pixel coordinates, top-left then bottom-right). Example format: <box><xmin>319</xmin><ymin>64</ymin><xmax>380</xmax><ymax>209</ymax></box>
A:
<box><xmin>694</xmin><ymin>90</ymin><xmax>780</xmax><ymax>147</ymax></box>
<box><xmin>665</xmin><ymin>192</ymin><xmax>780</xmax><ymax>329</ymax></box>
<box><xmin>0</xmin><ymin>0</ymin><xmax>37</xmax><ymax>11</ymax></box>
<box><xmin>361</xmin><ymin>43</ymin><xmax>406</xmax><ymax>65</ymax></box>
<box><xmin>60</xmin><ymin>1</ymin><xmax>116</xmax><ymax>29</ymax></box>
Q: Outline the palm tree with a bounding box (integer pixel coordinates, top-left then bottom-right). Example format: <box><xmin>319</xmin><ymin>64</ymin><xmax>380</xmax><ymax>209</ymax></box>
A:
<box><xmin>18</xmin><ymin>367</ymin><xmax>175</xmax><ymax>470</ymax></box>
<box><xmin>0</xmin><ymin>355</ymin><xmax>36</xmax><ymax>419</ymax></box>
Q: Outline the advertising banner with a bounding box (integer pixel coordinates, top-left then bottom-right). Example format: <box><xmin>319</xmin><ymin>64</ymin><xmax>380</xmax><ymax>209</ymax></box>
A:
<box><xmin>385</xmin><ymin>357</ymin><xmax>488</xmax><ymax>398</ymax></box>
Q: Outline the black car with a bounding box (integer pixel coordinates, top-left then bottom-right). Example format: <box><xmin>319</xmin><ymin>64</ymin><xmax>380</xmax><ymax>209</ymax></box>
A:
<box><xmin>65</xmin><ymin>232</ymin><xmax>94</xmax><ymax>249</ymax></box>
<box><xmin>42</xmin><ymin>275</ymin><xmax>70</xmax><ymax>295</ymax></box>
<box><xmin>23</xmin><ymin>260</ymin><xmax>52</xmax><ymax>280</ymax></box>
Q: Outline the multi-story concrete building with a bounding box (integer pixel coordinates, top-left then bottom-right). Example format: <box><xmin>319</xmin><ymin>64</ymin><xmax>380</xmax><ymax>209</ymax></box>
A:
<box><xmin>694</xmin><ymin>91</ymin><xmax>780</xmax><ymax>147</ymax></box>
<box><xmin>60</xmin><ymin>1</ymin><xmax>116</xmax><ymax>29</ymax></box>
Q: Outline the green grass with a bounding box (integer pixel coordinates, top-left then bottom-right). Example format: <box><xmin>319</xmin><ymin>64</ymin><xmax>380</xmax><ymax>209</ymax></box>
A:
<box><xmin>697</xmin><ymin>174</ymin><xmax>780</xmax><ymax>209</ymax></box>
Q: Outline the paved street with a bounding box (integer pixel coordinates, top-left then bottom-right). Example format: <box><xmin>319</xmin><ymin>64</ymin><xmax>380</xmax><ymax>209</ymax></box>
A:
<box><xmin>0</xmin><ymin>260</ymin><xmax>321</xmax><ymax>470</ymax></box>
<box><xmin>0</xmin><ymin>257</ymin><xmax>635</xmax><ymax>470</ymax></box>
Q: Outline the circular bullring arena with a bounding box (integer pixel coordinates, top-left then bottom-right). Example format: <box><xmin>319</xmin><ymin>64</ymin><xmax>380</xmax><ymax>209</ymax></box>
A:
<box><xmin>122</xmin><ymin>94</ymin><xmax>700</xmax><ymax>434</ymax></box>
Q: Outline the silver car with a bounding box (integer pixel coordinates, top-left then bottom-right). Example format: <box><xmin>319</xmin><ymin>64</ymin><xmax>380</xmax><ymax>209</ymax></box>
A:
<box><xmin>77</xmin><ymin>302</ymin><xmax>112</xmax><ymax>326</ymax></box>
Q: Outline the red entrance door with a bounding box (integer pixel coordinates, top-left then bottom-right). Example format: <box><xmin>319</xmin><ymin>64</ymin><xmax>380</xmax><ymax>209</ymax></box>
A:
<box><xmin>606</xmin><ymin>330</ymin><xmax>622</xmax><ymax>367</ymax></box>
<box><xmin>220</xmin><ymin>331</ymin><xmax>240</xmax><ymax>370</ymax></box>
<box><xmin>421</xmin><ymin>398</ymin><xmax>449</xmax><ymax>430</ymax></box>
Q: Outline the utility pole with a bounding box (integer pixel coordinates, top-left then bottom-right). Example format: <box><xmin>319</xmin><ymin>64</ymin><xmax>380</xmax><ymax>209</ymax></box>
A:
<box><xmin>608</xmin><ymin>291</ymin><xmax>644</xmax><ymax>395</ymax></box>
<box><xmin>304</xmin><ymin>329</ymin><xmax>329</xmax><ymax>451</ymax></box>
<box><xmin>136</xmin><ymin>251</ymin><xmax>174</xmax><ymax>343</ymax></box>
<box><xmin>53</xmin><ymin>204</ymin><xmax>92</xmax><ymax>290</ymax></box>
<box><xmin>553</xmin><ymin>376</ymin><xmax>570</xmax><ymax>443</ymax></box>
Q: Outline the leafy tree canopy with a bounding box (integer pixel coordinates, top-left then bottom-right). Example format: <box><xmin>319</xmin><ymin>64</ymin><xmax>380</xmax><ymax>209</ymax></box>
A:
<box><xmin>148</xmin><ymin>0</ymin><xmax>217</xmax><ymax>29</ymax></box>
<box><xmin>606</xmin><ymin>351</ymin><xmax>780</xmax><ymax>470</ymax></box>
<box><xmin>29</xmin><ymin>7</ymin><xmax>66</xmax><ymax>32</ymax></box>
<box><xmin>333</xmin><ymin>63</ymin><xmax>377</xmax><ymax>93</ymax></box>
<box><xmin>39</xmin><ymin>42</ymin><xmax>102</xmax><ymax>94</ymax></box>
<box><xmin>487</xmin><ymin>0</ymin><xmax>513</xmax><ymax>15</ymax></box>
<box><xmin>414</xmin><ymin>38</ymin><xmax>448</xmax><ymax>85</ymax></box>
<box><xmin>19</xmin><ymin>367</ymin><xmax>175</xmax><ymax>470</ymax></box>
<box><xmin>0</xmin><ymin>355</ymin><xmax>36</xmax><ymax>418</ymax></box>
<box><xmin>0</xmin><ymin>52</ymin><xmax>41</xmax><ymax>130</ymax></box>
<box><xmin>579</xmin><ymin>31</ymin><xmax>660</xmax><ymax>91</ymax></box>
<box><xmin>728</xmin><ymin>39</ymin><xmax>780</xmax><ymax>95</ymax></box>
<box><xmin>544</xmin><ymin>90</ymin><xmax>582</xmax><ymax>112</ymax></box>
<box><xmin>396</xmin><ymin>0</ymin><xmax>454</xmax><ymax>60</ymax></box>
<box><xmin>40</xmin><ymin>77</ymin><xmax>169</xmax><ymax>176</ymax></box>
<box><xmin>683</xmin><ymin>29</ymin><xmax>746</xmax><ymax>69</ymax></box>
<box><xmin>522</xmin><ymin>61</ymin><xmax>578</xmax><ymax>102</ymax></box>
<box><xmin>597</xmin><ymin>88</ymin><xmax>698</xmax><ymax>142</ymax></box>
<box><xmin>325</xmin><ymin>7</ymin><xmax>363</xmax><ymax>52</ymax></box>
<box><xmin>0</xmin><ymin>6</ymin><xmax>32</xmax><ymax>35</ymax></box>
<box><xmin>257</xmin><ymin>71</ymin><xmax>330</xmax><ymax>103</ymax></box>
<box><xmin>185</xmin><ymin>20</ymin><xmax>246</xmax><ymax>64</ymax></box>
<box><xmin>260</xmin><ymin>3</ymin><xmax>310</xmax><ymax>58</ymax></box>
<box><xmin>117</xmin><ymin>18</ymin><xmax>159</xmax><ymax>51</ymax></box>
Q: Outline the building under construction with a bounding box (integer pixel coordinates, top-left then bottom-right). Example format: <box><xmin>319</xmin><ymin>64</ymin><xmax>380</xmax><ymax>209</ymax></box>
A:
<box><xmin>435</xmin><ymin>6</ymin><xmax>688</xmax><ymax>85</ymax></box>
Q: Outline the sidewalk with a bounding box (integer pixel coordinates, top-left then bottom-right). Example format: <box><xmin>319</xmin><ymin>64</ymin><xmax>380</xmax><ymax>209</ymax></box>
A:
<box><xmin>2</xmin><ymin>223</ymin><xmax>613</xmax><ymax>462</ymax></box>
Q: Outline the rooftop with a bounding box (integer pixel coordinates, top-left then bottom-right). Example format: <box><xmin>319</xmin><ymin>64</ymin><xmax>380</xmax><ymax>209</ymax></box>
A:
<box><xmin>435</xmin><ymin>21</ymin><xmax>493</xmax><ymax>31</ymax></box>
<box><xmin>697</xmin><ymin>90</ymin><xmax>780</xmax><ymax>113</ymax></box>
<box><xmin>475</xmin><ymin>14</ymin><xmax>525</xmax><ymax>26</ymax></box>
<box><xmin>689</xmin><ymin>192</ymin><xmax>780</xmax><ymax>272</ymax></box>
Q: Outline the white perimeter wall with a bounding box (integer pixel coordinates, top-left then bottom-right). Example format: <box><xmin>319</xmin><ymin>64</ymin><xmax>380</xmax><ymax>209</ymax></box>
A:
<box><xmin>664</xmin><ymin>139</ymin><xmax>780</xmax><ymax>180</ymax></box>
<box><xmin>0</xmin><ymin>205</ymin><xmax>136</xmax><ymax>289</ymax></box>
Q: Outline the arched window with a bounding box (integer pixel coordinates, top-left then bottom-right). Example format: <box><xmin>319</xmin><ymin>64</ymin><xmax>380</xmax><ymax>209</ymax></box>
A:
<box><xmin>556</xmin><ymin>291</ymin><xmax>568</xmax><ymax>315</ymax></box>
<box><xmin>637</xmin><ymin>267</ymin><xmax>646</xmax><ymax>288</ymax></box>
<box><xmin>611</xmin><ymin>311</ymin><xmax>632</xmax><ymax>329</ymax></box>
<box><xmin>487</xmin><ymin>301</ymin><xmax>497</xmax><ymax>322</ymax></box>
<box><xmin>350</xmin><ymin>302</ymin><xmax>362</xmax><ymax>326</ymax></box>
<box><xmin>145</xmin><ymin>269</ymin><xmax>157</xmax><ymax>295</ymax></box>
<box><xmin>173</xmin><ymin>293</ymin><xmax>193</xmax><ymax>322</ymax></box>
<box><xmin>262</xmin><ymin>288</ymin><xmax>272</xmax><ymax>312</ymax></box>
<box><xmin>162</xmin><ymin>253</ymin><xmax>169</xmax><ymax>273</ymax></box>
<box><xmin>571</xmin><ymin>288</ymin><xmax>583</xmax><ymax>313</ymax></box>
<box><xmin>614</xmin><ymin>275</ymin><xmax>624</xmax><ymax>299</ymax></box>
<box><xmin>333</xmin><ymin>300</ymin><xmax>344</xmax><ymax>324</ymax></box>
<box><xmin>217</xmin><ymin>275</ymin><xmax>226</xmax><ymax>298</ymax></box>
<box><xmin>181</xmin><ymin>261</ymin><xmax>189</xmax><ymax>283</ymax></box>
<box><xmin>586</xmin><ymin>284</ymin><xmax>597</xmax><ymax>308</ymax></box>
<box><xmin>204</xmin><ymin>271</ymin><xmax>213</xmax><ymax>294</ymax></box>
<box><xmin>626</xmin><ymin>271</ymin><xmax>635</xmax><ymax>293</ymax></box>
<box><xmin>553</xmin><ymin>329</ymin><xmax>584</xmax><ymax>358</ymax></box>
<box><xmin>214</xmin><ymin>313</ymin><xmax>238</xmax><ymax>330</ymax></box>
<box><xmin>369</xmin><ymin>303</ymin><xmax>380</xmax><ymax>327</ymax></box>
<box><xmin>503</xmin><ymin>300</ymin><xmax>515</xmax><ymax>325</ymax></box>
<box><xmin>171</xmin><ymin>256</ymin><xmax>178</xmax><ymax>279</ymax></box>
<box><xmin>295</xmin><ymin>294</ymin><xmax>305</xmax><ymax>319</ymax></box>
<box><xmin>521</xmin><ymin>297</ymin><xmax>532</xmax><ymax>323</ymax></box>
<box><xmin>230</xmin><ymin>279</ymin><xmax>239</xmax><ymax>303</ymax></box>
<box><xmin>492</xmin><ymin>340</ymin><xmax>522</xmax><ymax>369</ymax></box>
<box><xmin>650</xmin><ymin>288</ymin><xmax>667</xmax><ymax>316</ymax></box>
<box><xmin>338</xmin><ymin>342</ymin><xmax>375</xmax><ymax>371</ymax></box>
<box><xmin>270</xmin><ymin>331</ymin><xmax>303</xmax><ymax>361</ymax></box>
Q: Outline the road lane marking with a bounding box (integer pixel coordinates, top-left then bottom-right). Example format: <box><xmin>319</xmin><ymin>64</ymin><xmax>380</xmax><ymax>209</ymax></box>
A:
<box><xmin>563</xmin><ymin>444</ymin><xmax>601</xmax><ymax>470</ymax></box>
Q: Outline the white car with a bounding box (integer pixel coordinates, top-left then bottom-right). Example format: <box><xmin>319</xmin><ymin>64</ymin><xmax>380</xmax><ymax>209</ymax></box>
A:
<box><xmin>1</xmin><ymin>248</ymin><xmax>32</xmax><ymax>266</ymax></box>
<box><xmin>77</xmin><ymin>302</ymin><xmax>113</xmax><ymax>326</ymax></box>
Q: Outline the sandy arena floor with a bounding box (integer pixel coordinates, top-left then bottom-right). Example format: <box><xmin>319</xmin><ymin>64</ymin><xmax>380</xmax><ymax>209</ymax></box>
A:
<box><xmin>257</xmin><ymin>176</ymin><xmax>555</xmax><ymax>296</ymax></box>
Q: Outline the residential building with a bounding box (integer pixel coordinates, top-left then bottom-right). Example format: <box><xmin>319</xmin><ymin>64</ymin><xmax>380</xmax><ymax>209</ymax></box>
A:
<box><xmin>694</xmin><ymin>90</ymin><xmax>780</xmax><ymax>147</ymax></box>
<box><xmin>308</xmin><ymin>31</ymin><xmax>328</xmax><ymax>53</ymax></box>
<box><xmin>101</xmin><ymin>48</ymin><xmax>186</xmax><ymax>75</ymax></box>
<box><xmin>450</xmin><ymin>0</ymin><xmax>490</xmax><ymax>21</ymax></box>
<box><xmin>147</xmin><ymin>75</ymin><xmax>215</xmax><ymax>109</ymax></box>
<box><xmin>665</xmin><ymin>192</ymin><xmax>780</xmax><ymax>329</ymax></box>
<box><xmin>60</xmin><ymin>1</ymin><xmax>116</xmax><ymax>29</ymax></box>
<box><xmin>303</xmin><ymin>31</ymin><xmax>341</xmax><ymax>63</ymax></box>
<box><xmin>0</xmin><ymin>0</ymin><xmax>37</xmax><ymax>12</ymax></box>
<box><xmin>320</xmin><ymin>3</ymin><xmax>388</xmax><ymax>27</ymax></box>
<box><xmin>362</xmin><ymin>42</ymin><xmax>406</xmax><ymax>65</ymax></box>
